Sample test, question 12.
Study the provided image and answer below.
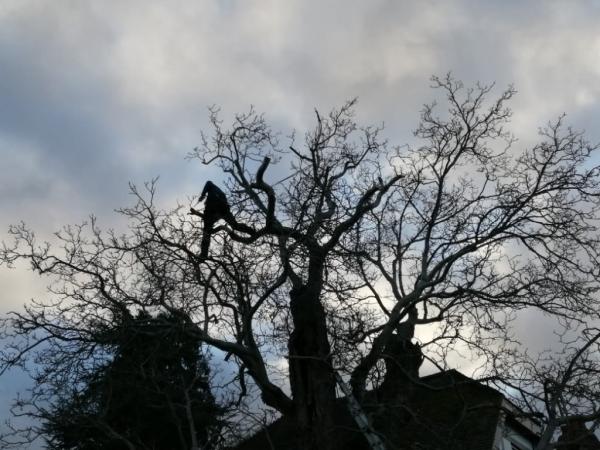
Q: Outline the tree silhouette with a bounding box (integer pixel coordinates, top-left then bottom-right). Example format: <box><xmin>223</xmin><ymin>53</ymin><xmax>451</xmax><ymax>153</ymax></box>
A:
<box><xmin>2</xmin><ymin>76</ymin><xmax>600</xmax><ymax>450</ymax></box>
<box><xmin>42</xmin><ymin>312</ymin><xmax>223</xmax><ymax>450</ymax></box>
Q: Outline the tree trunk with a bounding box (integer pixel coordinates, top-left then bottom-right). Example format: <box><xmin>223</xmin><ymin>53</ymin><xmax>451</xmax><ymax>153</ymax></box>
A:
<box><xmin>288</xmin><ymin>261</ymin><xmax>337</xmax><ymax>450</ymax></box>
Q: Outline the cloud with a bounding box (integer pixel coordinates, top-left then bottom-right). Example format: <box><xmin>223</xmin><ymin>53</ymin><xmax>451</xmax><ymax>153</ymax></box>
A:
<box><xmin>1</xmin><ymin>0</ymin><xmax>600</xmax><ymax>441</ymax></box>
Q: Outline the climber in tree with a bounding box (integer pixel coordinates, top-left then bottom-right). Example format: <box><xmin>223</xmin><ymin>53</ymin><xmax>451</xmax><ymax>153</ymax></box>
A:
<box><xmin>197</xmin><ymin>181</ymin><xmax>253</xmax><ymax>259</ymax></box>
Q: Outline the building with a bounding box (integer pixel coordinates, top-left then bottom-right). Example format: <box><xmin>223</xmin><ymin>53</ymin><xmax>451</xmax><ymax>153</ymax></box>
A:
<box><xmin>232</xmin><ymin>338</ymin><xmax>599</xmax><ymax>449</ymax></box>
<box><xmin>232</xmin><ymin>369</ymin><xmax>545</xmax><ymax>450</ymax></box>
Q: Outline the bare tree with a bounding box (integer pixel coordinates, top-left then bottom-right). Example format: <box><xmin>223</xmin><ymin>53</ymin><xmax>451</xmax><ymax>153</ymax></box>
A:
<box><xmin>2</xmin><ymin>75</ymin><xmax>600</xmax><ymax>450</ymax></box>
<box><xmin>491</xmin><ymin>325</ymin><xmax>600</xmax><ymax>449</ymax></box>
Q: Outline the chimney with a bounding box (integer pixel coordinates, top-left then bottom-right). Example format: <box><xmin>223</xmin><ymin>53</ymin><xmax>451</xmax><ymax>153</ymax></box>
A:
<box><xmin>378</xmin><ymin>307</ymin><xmax>423</xmax><ymax>399</ymax></box>
<box><xmin>557</xmin><ymin>419</ymin><xmax>600</xmax><ymax>450</ymax></box>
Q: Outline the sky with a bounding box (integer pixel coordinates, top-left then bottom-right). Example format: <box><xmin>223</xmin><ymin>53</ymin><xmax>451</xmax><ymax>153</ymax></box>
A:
<box><xmin>1</xmin><ymin>0</ymin><xmax>600</xmax><ymax>446</ymax></box>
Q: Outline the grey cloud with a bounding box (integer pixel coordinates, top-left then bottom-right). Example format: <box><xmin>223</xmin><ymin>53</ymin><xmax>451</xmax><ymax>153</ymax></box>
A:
<box><xmin>1</xmin><ymin>0</ymin><xmax>600</xmax><ymax>442</ymax></box>
<box><xmin>0</xmin><ymin>0</ymin><xmax>598</xmax><ymax>339</ymax></box>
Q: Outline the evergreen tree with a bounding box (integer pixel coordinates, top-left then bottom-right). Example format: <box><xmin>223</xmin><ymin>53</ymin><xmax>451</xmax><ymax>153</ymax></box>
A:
<box><xmin>42</xmin><ymin>312</ymin><xmax>223</xmax><ymax>450</ymax></box>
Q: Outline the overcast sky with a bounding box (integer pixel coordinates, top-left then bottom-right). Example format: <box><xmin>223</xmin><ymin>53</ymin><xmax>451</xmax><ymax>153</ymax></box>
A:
<box><xmin>1</xmin><ymin>0</ymin><xmax>600</xmax><ymax>445</ymax></box>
